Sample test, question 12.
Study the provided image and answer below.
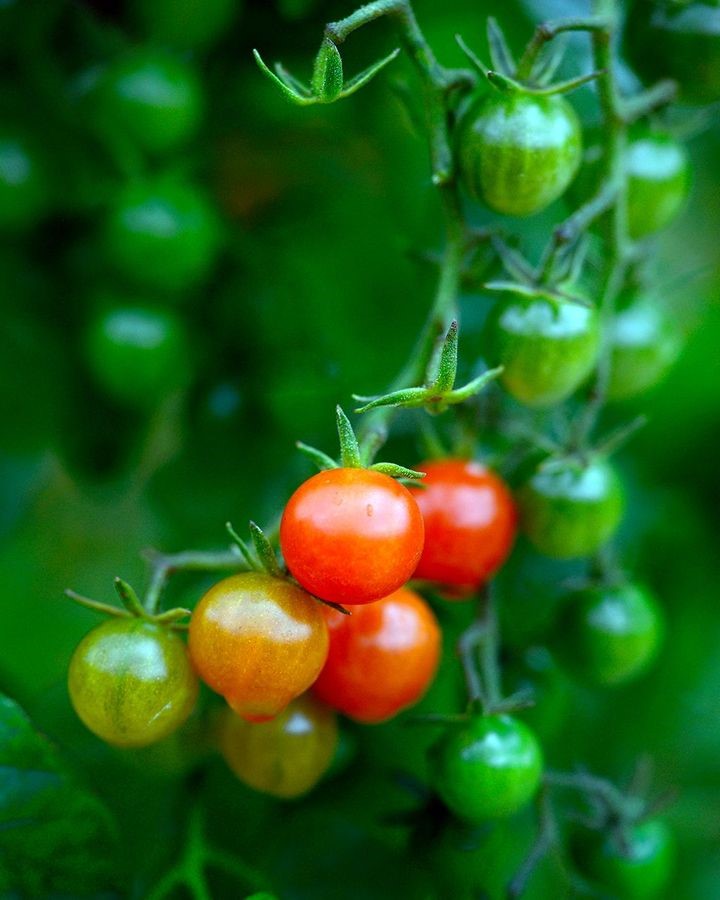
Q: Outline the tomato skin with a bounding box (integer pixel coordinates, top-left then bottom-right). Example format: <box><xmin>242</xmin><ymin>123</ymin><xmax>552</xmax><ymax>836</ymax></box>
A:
<box><xmin>432</xmin><ymin>714</ymin><xmax>543</xmax><ymax>820</ymax></box>
<box><xmin>129</xmin><ymin>0</ymin><xmax>240</xmax><ymax>50</ymax></box>
<box><xmin>488</xmin><ymin>294</ymin><xmax>600</xmax><ymax>408</ymax></box>
<box><xmin>518</xmin><ymin>458</ymin><xmax>624</xmax><ymax>560</ymax></box>
<box><xmin>93</xmin><ymin>49</ymin><xmax>203</xmax><ymax>155</ymax></box>
<box><xmin>0</xmin><ymin>130</ymin><xmax>49</xmax><ymax>230</ymax></box>
<box><xmin>102</xmin><ymin>179</ymin><xmax>221</xmax><ymax>292</ymax></box>
<box><xmin>280</xmin><ymin>468</ymin><xmax>425</xmax><ymax>606</ymax></box>
<box><xmin>84</xmin><ymin>306</ymin><xmax>189</xmax><ymax>407</ymax></box>
<box><xmin>188</xmin><ymin>572</ymin><xmax>328</xmax><ymax>721</ymax></box>
<box><xmin>313</xmin><ymin>587</ymin><xmax>441</xmax><ymax>723</ymax></box>
<box><xmin>607</xmin><ymin>299</ymin><xmax>681</xmax><ymax>401</ymax></box>
<box><xmin>219</xmin><ymin>693</ymin><xmax>338</xmax><ymax>799</ymax></box>
<box><xmin>68</xmin><ymin>619</ymin><xmax>198</xmax><ymax>748</ymax></box>
<box><xmin>562</xmin><ymin>584</ymin><xmax>663</xmax><ymax>686</ymax></box>
<box><xmin>458</xmin><ymin>93</ymin><xmax>582</xmax><ymax>217</ymax></box>
<box><xmin>410</xmin><ymin>459</ymin><xmax>516</xmax><ymax>592</ymax></box>
<box><xmin>625</xmin><ymin>134</ymin><xmax>689</xmax><ymax>240</ymax></box>
<box><xmin>584</xmin><ymin>820</ymin><xmax>675</xmax><ymax>899</ymax></box>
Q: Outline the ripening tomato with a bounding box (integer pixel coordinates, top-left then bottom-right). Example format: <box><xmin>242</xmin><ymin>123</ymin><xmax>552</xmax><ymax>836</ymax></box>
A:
<box><xmin>313</xmin><ymin>587</ymin><xmax>441</xmax><ymax>723</ymax></box>
<box><xmin>458</xmin><ymin>92</ymin><xmax>582</xmax><ymax>216</ymax></box>
<box><xmin>518</xmin><ymin>457</ymin><xmax>624</xmax><ymax>559</ymax></box>
<box><xmin>188</xmin><ymin>572</ymin><xmax>328</xmax><ymax>721</ymax></box>
<box><xmin>488</xmin><ymin>292</ymin><xmax>600</xmax><ymax>407</ymax></box>
<box><xmin>432</xmin><ymin>714</ymin><xmax>543</xmax><ymax>820</ymax></box>
<box><xmin>219</xmin><ymin>693</ymin><xmax>338</xmax><ymax>798</ymax></box>
<box><xmin>625</xmin><ymin>133</ymin><xmax>689</xmax><ymax>240</ymax></box>
<box><xmin>562</xmin><ymin>583</ymin><xmax>664</xmax><ymax>686</ymax></box>
<box><xmin>410</xmin><ymin>459</ymin><xmax>516</xmax><ymax>593</ymax></box>
<box><xmin>583</xmin><ymin>819</ymin><xmax>675</xmax><ymax>899</ymax></box>
<box><xmin>68</xmin><ymin>618</ymin><xmax>198</xmax><ymax>747</ymax></box>
<box><xmin>280</xmin><ymin>467</ymin><xmax>424</xmax><ymax>605</ymax></box>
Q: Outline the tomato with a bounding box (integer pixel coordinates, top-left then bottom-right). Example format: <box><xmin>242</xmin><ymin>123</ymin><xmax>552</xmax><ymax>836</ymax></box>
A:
<box><xmin>0</xmin><ymin>129</ymin><xmax>49</xmax><ymax>231</ymax></box>
<box><xmin>188</xmin><ymin>572</ymin><xmax>328</xmax><ymax>721</ymax></box>
<box><xmin>625</xmin><ymin>133</ymin><xmax>689</xmax><ymax>240</ymax></box>
<box><xmin>627</xmin><ymin>3</ymin><xmax>720</xmax><ymax>104</ymax></box>
<box><xmin>313</xmin><ymin>587</ymin><xmax>441</xmax><ymax>723</ymax></box>
<box><xmin>488</xmin><ymin>293</ymin><xmax>600</xmax><ymax>407</ymax></box>
<box><xmin>219</xmin><ymin>694</ymin><xmax>337</xmax><ymax>799</ymax></box>
<box><xmin>431</xmin><ymin>714</ymin><xmax>543</xmax><ymax>820</ymax></box>
<box><xmin>68</xmin><ymin>618</ymin><xmax>198</xmax><ymax>747</ymax></box>
<box><xmin>129</xmin><ymin>0</ymin><xmax>240</xmax><ymax>50</ymax></box>
<box><xmin>84</xmin><ymin>306</ymin><xmax>189</xmax><ymax>407</ymax></box>
<box><xmin>458</xmin><ymin>92</ymin><xmax>582</xmax><ymax>217</ymax></box>
<box><xmin>562</xmin><ymin>584</ymin><xmax>664</xmax><ymax>686</ymax></box>
<box><xmin>410</xmin><ymin>459</ymin><xmax>516</xmax><ymax>592</ymax></box>
<box><xmin>102</xmin><ymin>179</ymin><xmax>222</xmax><ymax>292</ymax></box>
<box><xmin>583</xmin><ymin>820</ymin><xmax>675</xmax><ymax>899</ymax></box>
<box><xmin>606</xmin><ymin>298</ymin><xmax>682</xmax><ymax>401</ymax></box>
<box><xmin>279</xmin><ymin>468</ymin><xmax>424</xmax><ymax>606</ymax></box>
<box><xmin>518</xmin><ymin>457</ymin><xmax>624</xmax><ymax>559</ymax></box>
<box><xmin>92</xmin><ymin>49</ymin><xmax>203</xmax><ymax>155</ymax></box>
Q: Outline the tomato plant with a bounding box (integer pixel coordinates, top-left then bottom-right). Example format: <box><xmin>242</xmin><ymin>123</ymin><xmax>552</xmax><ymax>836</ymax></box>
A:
<box><xmin>411</xmin><ymin>458</ymin><xmax>516</xmax><ymax>591</ymax></box>
<box><xmin>280</xmin><ymin>467</ymin><xmax>424</xmax><ymax>605</ymax></box>
<box><xmin>219</xmin><ymin>693</ymin><xmax>338</xmax><ymax>798</ymax></box>
<box><xmin>625</xmin><ymin>132</ymin><xmax>689</xmax><ymax>239</ymax></box>
<box><xmin>68</xmin><ymin>618</ymin><xmax>198</xmax><ymax>747</ymax></box>
<box><xmin>188</xmin><ymin>572</ymin><xmax>329</xmax><ymax>721</ymax></box>
<box><xmin>313</xmin><ymin>586</ymin><xmax>441</xmax><ymax>722</ymax></box>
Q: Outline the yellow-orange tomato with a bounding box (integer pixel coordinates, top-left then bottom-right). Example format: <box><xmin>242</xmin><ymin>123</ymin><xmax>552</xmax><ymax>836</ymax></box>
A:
<box><xmin>313</xmin><ymin>587</ymin><xmax>441</xmax><ymax>723</ymax></box>
<box><xmin>188</xmin><ymin>572</ymin><xmax>328</xmax><ymax>721</ymax></box>
<box><xmin>219</xmin><ymin>693</ymin><xmax>338</xmax><ymax>798</ymax></box>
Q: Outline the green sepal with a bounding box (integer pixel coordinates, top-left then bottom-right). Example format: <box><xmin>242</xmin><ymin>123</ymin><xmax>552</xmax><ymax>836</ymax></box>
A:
<box><xmin>295</xmin><ymin>441</ymin><xmax>339</xmax><ymax>471</ymax></box>
<box><xmin>529</xmin><ymin>37</ymin><xmax>567</xmax><ymax>86</ymax></box>
<box><xmin>370</xmin><ymin>462</ymin><xmax>426</xmax><ymax>480</ymax></box>
<box><xmin>253</xmin><ymin>50</ymin><xmax>315</xmax><ymax>105</ymax></box>
<box><xmin>113</xmin><ymin>577</ymin><xmax>146</xmax><ymax>618</ymax></box>
<box><xmin>490</xmin><ymin>236</ymin><xmax>537</xmax><ymax>284</ymax></box>
<box><xmin>353</xmin><ymin>386</ymin><xmax>429</xmax><ymax>413</ymax></box>
<box><xmin>430</xmin><ymin>319</ymin><xmax>458</xmax><ymax>393</ymax></box>
<box><xmin>311</xmin><ymin>38</ymin><xmax>344</xmax><ymax>102</ymax></box>
<box><xmin>486</xmin><ymin>17</ymin><xmax>516</xmax><ymax>77</ymax></box>
<box><xmin>64</xmin><ymin>589</ymin><xmax>131</xmax><ymax>619</ymax></box>
<box><xmin>336</xmin><ymin>406</ymin><xmax>362</xmax><ymax>468</ymax></box>
<box><xmin>445</xmin><ymin>366</ymin><xmax>504</xmax><ymax>404</ymax></box>
<box><xmin>483</xmin><ymin>280</ymin><xmax>593</xmax><ymax>309</ymax></box>
<box><xmin>153</xmin><ymin>606</ymin><xmax>193</xmax><ymax>625</ymax></box>
<box><xmin>249</xmin><ymin>521</ymin><xmax>282</xmax><ymax>577</ymax></box>
<box><xmin>226</xmin><ymin>521</ymin><xmax>260</xmax><ymax>571</ymax></box>
<box><xmin>339</xmin><ymin>48</ymin><xmax>401</xmax><ymax>98</ymax></box>
<box><xmin>524</xmin><ymin>69</ymin><xmax>605</xmax><ymax>96</ymax></box>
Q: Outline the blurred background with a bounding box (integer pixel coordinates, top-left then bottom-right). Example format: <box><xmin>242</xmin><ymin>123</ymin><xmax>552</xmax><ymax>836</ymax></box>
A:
<box><xmin>1</xmin><ymin>0</ymin><xmax>719</xmax><ymax>897</ymax></box>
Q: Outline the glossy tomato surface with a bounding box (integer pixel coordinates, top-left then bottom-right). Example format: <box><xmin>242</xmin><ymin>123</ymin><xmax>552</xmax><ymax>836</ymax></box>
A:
<box><xmin>584</xmin><ymin>819</ymin><xmax>675</xmax><ymax>899</ymax></box>
<box><xmin>625</xmin><ymin>134</ymin><xmax>689</xmax><ymax>240</ymax></box>
<box><xmin>313</xmin><ymin>586</ymin><xmax>441</xmax><ymax>723</ymax></box>
<box><xmin>68</xmin><ymin>618</ymin><xmax>198</xmax><ymax>747</ymax></box>
<box><xmin>432</xmin><ymin>714</ymin><xmax>543</xmax><ymax>820</ymax></box>
<box><xmin>280</xmin><ymin>467</ymin><xmax>424</xmax><ymax>605</ymax></box>
<box><xmin>219</xmin><ymin>693</ymin><xmax>338</xmax><ymax>799</ymax></box>
<box><xmin>410</xmin><ymin>459</ymin><xmax>516</xmax><ymax>592</ymax></box>
<box><xmin>458</xmin><ymin>92</ymin><xmax>581</xmax><ymax>216</ymax></box>
<box><xmin>188</xmin><ymin>572</ymin><xmax>328</xmax><ymax>721</ymax></box>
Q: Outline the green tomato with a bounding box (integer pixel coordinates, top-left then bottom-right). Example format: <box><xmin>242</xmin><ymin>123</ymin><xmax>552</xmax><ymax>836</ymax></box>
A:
<box><xmin>130</xmin><ymin>0</ymin><xmax>240</xmax><ymax>50</ymax></box>
<box><xmin>93</xmin><ymin>49</ymin><xmax>203</xmax><ymax>155</ymax></box>
<box><xmin>458</xmin><ymin>92</ymin><xmax>582</xmax><ymax>217</ymax></box>
<box><xmin>584</xmin><ymin>820</ymin><xmax>675</xmax><ymax>899</ymax></box>
<box><xmin>627</xmin><ymin>3</ymin><xmax>720</xmax><ymax>104</ymax></box>
<box><xmin>68</xmin><ymin>618</ymin><xmax>198</xmax><ymax>747</ymax></box>
<box><xmin>625</xmin><ymin>134</ymin><xmax>689</xmax><ymax>239</ymax></box>
<box><xmin>0</xmin><ymin>129</ymin><xmax>49</xmax><ymax>230</ymax></box>
<box><xmin>102</xmin><ymin>179</ymin><xmax>221</xmax><ymax>291</ymax></box>
<box><xmin>518</xmin><ymin>457</ymin><xmax>624</xmax><ymax>559</ymax></box>
<box><xmin>562</xmin><ymin>584</ymin><xmax>664</xmax><ymax>686</ymax></box>
<box><xmin>432</xmin><ymin>714</ymin><xmax>543</xmax><ymax>821</ymax></box>
<box><xmin>84</xmin><ymin>306</ymin><xmax>190</xmax><ymax>407</ymax></box>
<box><xmin>488</xmin><ymin>293</ymin><xmax>600</xmax><ymax>407</ymax></box>
<box><xmin>606</xmin><ymin>299</ymin><xmax>682</xmax><ymax>401</ymax></box>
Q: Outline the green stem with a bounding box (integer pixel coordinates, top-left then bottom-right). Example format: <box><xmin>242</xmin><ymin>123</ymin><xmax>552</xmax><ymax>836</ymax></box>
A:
<box><xmin>477</xmin><ymin>586</ymin><xmax>502</xmax><ymax>709</ymax></box>
<box><xmin>143</xmin><ymin>548</ymin><xmax>248</xmax><ymax>615</ymax></box>
<box><xmin>515</xmin><ymin>15</ymin><xmax>610</xmax><ymax>82</ymax></box>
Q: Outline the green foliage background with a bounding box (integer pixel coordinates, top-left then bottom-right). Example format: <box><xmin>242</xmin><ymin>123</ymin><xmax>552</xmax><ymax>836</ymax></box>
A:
<box><xmin>1</xmin><ymin>0</ymin><xmax>719</xmax><ymax>896</ymax></box>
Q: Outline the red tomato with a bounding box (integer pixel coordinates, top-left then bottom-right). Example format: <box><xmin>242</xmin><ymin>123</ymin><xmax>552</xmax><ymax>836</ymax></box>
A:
<box><xmin>313</xmin><ymin>587</ymin><xmax>441</xmax><ymax>722</ymax></box>
<box><xmin>279</xmin><ymin>467</ymin><xmax>424</xmax><ymax>605</ymax></box>
<box><xmin>188</xmin><ymin>572</ymin><xmax>328</xmax><ymax>722</ymax></box>
<box><xmin>411</xmin><ymin>459</ymin><xmax>516</xmax><ymax>593</ymax></box>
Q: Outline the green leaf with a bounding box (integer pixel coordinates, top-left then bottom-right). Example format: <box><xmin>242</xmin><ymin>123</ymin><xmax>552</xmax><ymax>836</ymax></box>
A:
<box><xmin>0</xmin><ymin>694</ymin><xmax>119</xmax><ymax>896</ymax></box>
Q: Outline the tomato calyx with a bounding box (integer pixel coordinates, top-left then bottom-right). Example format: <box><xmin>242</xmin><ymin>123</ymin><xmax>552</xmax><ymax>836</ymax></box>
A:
<box><xmin>253</xmin><ymin>39</ymin><xmax>400</xmax><ymax>106</ymax></box>
<box><xmin>64</xmin><ymin>576</ymin><xmax>191</xmax><ymax>629</ymax></box>
<box><xmin>456</xmin><ymin>19</ymin><xmax>603</xmax><ymax>98</ymax></box>
<box><xmin>354</xmin><ymin>320</ymin><xmax>502</xmax><ymax>417</ymax></box>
